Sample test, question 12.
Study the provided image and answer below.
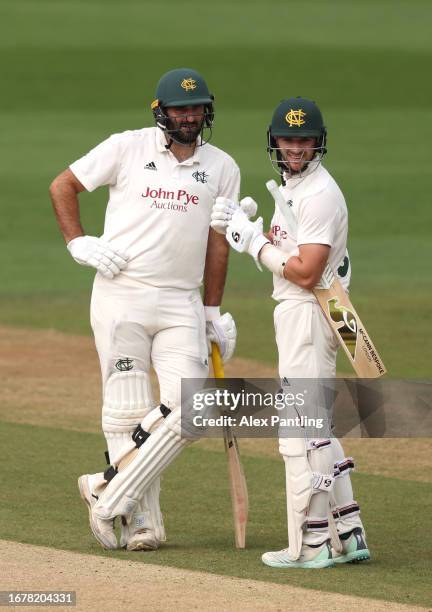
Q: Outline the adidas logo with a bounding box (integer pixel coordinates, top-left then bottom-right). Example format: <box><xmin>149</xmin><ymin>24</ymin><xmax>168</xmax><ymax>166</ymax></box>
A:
<box><xmin>144</xmin><ymin>161</ymin><xmax>157</xmax><ymax>171</ymax></box>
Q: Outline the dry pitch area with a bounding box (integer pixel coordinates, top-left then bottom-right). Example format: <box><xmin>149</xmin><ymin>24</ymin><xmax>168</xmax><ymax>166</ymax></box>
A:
<box><xmin>0</xmin><ymin>326</ymin><xmax>430</xmax><ymax>611</ymax></box>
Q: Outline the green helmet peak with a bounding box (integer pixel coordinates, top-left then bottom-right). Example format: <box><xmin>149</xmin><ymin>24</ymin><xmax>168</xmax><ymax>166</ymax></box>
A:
<box><xmin>270</xmin><ymin>97</ymin><xmax>326</xmax><ymax>139</ymax></box>
<box><xmin>152</xmin><ymin>68</ymin><xmax>214</xmax><ymax>108</ymax></box>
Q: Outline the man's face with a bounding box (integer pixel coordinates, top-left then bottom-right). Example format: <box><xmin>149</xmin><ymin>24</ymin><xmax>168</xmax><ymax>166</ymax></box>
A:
<box><xmin>275</xmin><ymin>136</ymin><xmax>317</xmax><ymax>173</ymax></box>
<box><xmin>165</xmin><ymin>105</ymin><xmax>205</xmax><ymax>145</ymax></box>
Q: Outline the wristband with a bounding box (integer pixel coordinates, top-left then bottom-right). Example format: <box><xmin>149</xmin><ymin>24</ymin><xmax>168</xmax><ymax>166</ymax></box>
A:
<box><xmin>204</xmin><ymin>306</ymin><xmax>221</xmax><ymax>321</ymax></box>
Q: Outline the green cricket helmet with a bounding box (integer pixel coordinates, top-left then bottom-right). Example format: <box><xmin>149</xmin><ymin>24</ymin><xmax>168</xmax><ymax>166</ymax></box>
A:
<box><xmin>151</xmin><ymin>68</ymin><xmax>214</xmax><ymax>145</ymax></box>
<box><xmin>267</xmin><ymin>97</ymin><xmax>327</xmax><ymax>178</ymax></box>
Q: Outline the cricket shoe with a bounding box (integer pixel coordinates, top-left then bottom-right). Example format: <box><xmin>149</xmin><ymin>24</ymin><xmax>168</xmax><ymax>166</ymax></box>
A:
<box><xmin>262</xmin><ymin>540</ymin><xmax>334</xmax><ymax>569</ymax></box>
<box><xmin>332</xmin><ymin>527</ymin><xmax>370</xmax><ymax>564</ymax></box>
<box><xmin>120</xmin><ymin>515</ymin><xmax>160</xmax><ymax>551</ymax></box>
<box><xmin>78</xmin><ymin>474</ymin><xmax>118</xmax><ymax>550</ymax></box>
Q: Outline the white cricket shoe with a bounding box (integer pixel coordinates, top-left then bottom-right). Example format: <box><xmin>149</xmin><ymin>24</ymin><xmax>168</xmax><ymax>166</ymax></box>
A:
<box><xmin>78</xmin><ymin>474</ymin><xmax>118</xmax><ymax>550</ymax></box>
<box><xmin>120</xmin><ymin>515</ymin><xmax>160</xmax><ymax>551</ymax></box>
<box><xmin>262</xmin><ymin>540</ymin><xmax>334</xmax><ymax>569</ymax></box>
<box><xmin>332</xmin><ymin>527</ymin><xmax>371</xmax><ymax>564</ymax></box>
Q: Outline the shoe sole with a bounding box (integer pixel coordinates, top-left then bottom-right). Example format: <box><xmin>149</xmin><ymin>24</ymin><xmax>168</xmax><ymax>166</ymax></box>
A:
<box><xmin>334</xmin><ymin>549</ymin><xmax>371</xmax><ymax>564</ymax></box>
<box><xmin>77</xmin><ymin>476</ymin><xmax>117</xmax><ymax>550</ymax></box>
<box><xmin>262</xmin><ymin>558</ymin><xmax>335</xmax><ymax>569</ymax></box>
<box><xmin>127</xmin><ymin>541</ymin><xmax>159</xmax><ymax>552</ymax></box>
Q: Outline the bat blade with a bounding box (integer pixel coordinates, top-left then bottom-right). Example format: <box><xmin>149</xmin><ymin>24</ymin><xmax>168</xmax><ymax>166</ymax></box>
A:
<box><xmin>223</xmin><ymin>425</ymin><xmax>249</xmax><ymax>549</ymax></box>
<box><xmin>314</xmin><ymin>278</ymin><xmax>386</xmax><ymax>378</ymax></box>
<box><xmin>211</xmin><ymin>343</ymin><xmax>249</xmax><ymax>548</ymax></box>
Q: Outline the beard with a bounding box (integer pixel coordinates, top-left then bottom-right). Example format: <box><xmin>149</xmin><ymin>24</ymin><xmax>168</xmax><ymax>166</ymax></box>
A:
<box><xmin>166</xmin><ymin>119</ymin><xmax>203</xmax><ymax>145</ymax></box>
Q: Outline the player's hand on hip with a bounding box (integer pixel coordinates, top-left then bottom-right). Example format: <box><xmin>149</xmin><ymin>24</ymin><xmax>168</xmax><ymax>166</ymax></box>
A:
<box><xmin>226</xmin><ymin>209</ymin><xmax>269</xmax><ymax>261</ymax></box>
<box><xmin>211</xmin><ymin>196</ymin><xmax>259</xmax><ymax>235</ymax></box>
<box><xmin>205</xmin><ymin>307</ymin><xmax>237</xmax><ymax>363</ymax></box>
<box><xmin>67</xmin><ymin>235</ymin><xmax>129</xmax><ymax>279</ymax></box>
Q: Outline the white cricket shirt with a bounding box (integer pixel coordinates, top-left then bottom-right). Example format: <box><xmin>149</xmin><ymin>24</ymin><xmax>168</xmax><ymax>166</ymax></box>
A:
<box><xmin>70</xmin><ymin>127</ymin><xmax>240</xmax><ymax>289</ymax></box>
<box><xmin>271</xmin><ymin>163</ymin><xmax>351</xmax><ymax>302</ymax></box>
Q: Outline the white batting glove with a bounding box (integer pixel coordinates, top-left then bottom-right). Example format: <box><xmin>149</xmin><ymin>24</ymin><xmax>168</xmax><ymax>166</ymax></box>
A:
<box><xmin>211</xmin><ymin>196</ymin><xmax>258</xmax><ymax>235</ymax></box>
<box><xmin>211</xmin><ymin>197</ymin><xmax>238</xmax><ymax>234</ymax></box>
<box><xmin>226</xmin><ymin>209</ymin><xmax>270</xmax><ymax>263</ymax></box>
<box><xmin>239</xmin><ymin>196</ymin><xmax>258</xmax><ymax>219</ymax></box>
<box><xmin>205</xmin><ymin>307</ymin><xmax>237</xmax><ymax>363</ymax></box>
<box><xmin>67</xmin><ymin>235</ymin><xmax>129</xmax><ymax>279</ymax></box>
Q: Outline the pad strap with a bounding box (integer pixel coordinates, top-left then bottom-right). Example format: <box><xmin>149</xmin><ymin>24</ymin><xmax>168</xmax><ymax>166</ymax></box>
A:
<box><xmin>306</xmin><ymin>517</ymin><xmax>329</xmax><ymax>532</ymax></box>
<box><xmin>333</xmin><ymin>457</ymin><xmax>355</xmax><ymax>478</ymax></box>
<box><xmin>332</xmin><ymin>501</ymin><xmax>360</xmax><ymax>520</ymax></box>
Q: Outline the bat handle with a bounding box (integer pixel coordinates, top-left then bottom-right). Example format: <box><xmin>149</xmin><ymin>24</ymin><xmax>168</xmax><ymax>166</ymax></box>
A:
<box><xmin>265</xmin><ymin>180</ymin><xmax>298</xmax><ymax>237</ymax></box>
<box><xmin>211</xmin><ymin>342</ymin><xmax>225</xmax><ymax>379</ymax></box>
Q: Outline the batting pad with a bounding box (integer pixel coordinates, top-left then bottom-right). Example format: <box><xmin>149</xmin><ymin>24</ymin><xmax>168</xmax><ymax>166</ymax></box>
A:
<box><xmin>103</xmin><ymin>371</ymin><xmax>154</xmax><ymax>464</ymax></box>
<box><xmin>94</xmin><ymin>407</ymin><xmax>190</xmax><ymax>520</ymax></box>
<box><xmin>280</xmin><ymin>436</ymin><xmax>334</xmax><ymax>559</ymax></box>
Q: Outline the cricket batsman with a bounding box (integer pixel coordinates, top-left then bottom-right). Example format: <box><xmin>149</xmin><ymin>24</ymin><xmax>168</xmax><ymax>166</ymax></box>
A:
<box><xmin>50</xmin><ymin>68</ymin><xmax>240</xmax><ymax>551</ymax></box>
<box><xmin>211</xmin><ymin>98</ymin><xmax>370</xmax><ymax>568</ymax></box>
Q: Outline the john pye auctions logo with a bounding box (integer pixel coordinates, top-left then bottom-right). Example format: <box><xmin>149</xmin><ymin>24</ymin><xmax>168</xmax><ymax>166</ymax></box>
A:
<box><xmin>272</xmin><ymin>224</ymin><xmax>288</xmax><ymax>246</ymax></box>
<box><xmin>142</xmin><ymin>186</ymin><xmax>199</xmax><ymax>213</ymax></box>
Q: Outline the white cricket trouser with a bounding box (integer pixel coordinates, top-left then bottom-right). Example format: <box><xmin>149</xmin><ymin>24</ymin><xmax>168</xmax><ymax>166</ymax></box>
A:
<box><xmin>274</xmin><ymin>299</ymin><xmax>364</xmax><ymax>542</ymax></box>
<box><xmin>90</xmin><ymin>276</ymin><xmax>209</xmax><ymax>406</ymax></box>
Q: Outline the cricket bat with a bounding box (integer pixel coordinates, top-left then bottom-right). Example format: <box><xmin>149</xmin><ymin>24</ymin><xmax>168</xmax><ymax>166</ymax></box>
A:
<box><xmin>266</xmin><ymin>179</ymin><xmax>386</xmax><ymax>378</ymax></box>
<box><xmin>211</xmin><ymin>343</ymin><xmax>249</xmax><ymax>548</ymax></box>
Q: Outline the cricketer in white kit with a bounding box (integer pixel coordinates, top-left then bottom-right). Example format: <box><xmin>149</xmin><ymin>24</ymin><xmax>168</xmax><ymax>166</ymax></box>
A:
<box><xmin>211</xmin><ymin>98</ymin><xmax>370</xmax><ymax>568</ymax></box>
<box><xmin>50</xmin><ymin>68</ymin><xmax>240</xmax><ymax>551</ymax></box>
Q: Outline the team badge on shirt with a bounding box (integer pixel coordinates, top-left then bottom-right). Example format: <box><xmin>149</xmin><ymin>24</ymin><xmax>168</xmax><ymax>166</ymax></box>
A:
<box><xmin>192</xmin><ymin>170</ymin><xmax>209</xmax><ymax>183</ymax></box>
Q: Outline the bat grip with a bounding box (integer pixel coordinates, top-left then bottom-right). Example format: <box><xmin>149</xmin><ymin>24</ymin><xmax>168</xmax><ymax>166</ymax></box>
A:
<box><xmin>211</xmin><ymin>342</ymin><xmax>225</xmax><ymax>379</ymax></box>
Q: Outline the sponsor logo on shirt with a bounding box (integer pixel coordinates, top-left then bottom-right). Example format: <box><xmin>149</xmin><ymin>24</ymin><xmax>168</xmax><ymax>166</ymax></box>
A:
<box><xmin>271</xmin><ymin>224</ymin><xmax>288</xmax><ymax>246</ymax></box>
<box><xmin>141</xmin><ymin>186</ymin><xmax>199</xmax><ymax>213</ymax></box>
<box><xmin>144</xmin><ymin>161</ymin><xmax>157</xmax><ymax>171</ymax></box>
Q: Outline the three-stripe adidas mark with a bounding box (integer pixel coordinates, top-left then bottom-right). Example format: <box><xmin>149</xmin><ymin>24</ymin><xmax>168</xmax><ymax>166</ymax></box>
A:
<box><xmin>144</xmin><ymin>161</ymin><xmax>157</xmax><ymax>171</ymax></box>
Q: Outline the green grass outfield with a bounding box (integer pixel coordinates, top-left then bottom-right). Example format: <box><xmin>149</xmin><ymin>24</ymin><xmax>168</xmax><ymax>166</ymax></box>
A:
<box><xmin>0</xmin><ymin>421</ymin><xmax>431</xmax><ymax>608</ymax></box>
<box><xmin>0</xmin><ymin>0</ymin><xmax>431</xmax><ymax>376</ymax></box>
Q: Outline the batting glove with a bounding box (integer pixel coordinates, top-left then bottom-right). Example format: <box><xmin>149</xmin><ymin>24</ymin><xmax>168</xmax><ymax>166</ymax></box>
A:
<box><xmin>211</xmin><ymin>196</ymin><xmax>258</xmax><ymax>235</ymax></box>
<box><xmin>205</xmin><ymin>307</ymin><xmax>237</xmax><ymax>363</ymax></box>
<box><xmin>226</xmin><ymin>209</ymin><xmax>270</xmax><ymax>265</ymax></box>
<box><xmin>67</xmin><ymin>235</ymin><xmax>129</xmax><ymax>279</ymax></box>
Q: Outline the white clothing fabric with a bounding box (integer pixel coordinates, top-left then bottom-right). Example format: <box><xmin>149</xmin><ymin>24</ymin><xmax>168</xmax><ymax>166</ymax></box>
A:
<box><xmin>70</xmin><ymin>127</ymin><xmax>240</xmax><ymax>290</ymax></box>
<box><xmin>271</xmin><ymin>164</ymin><xmax>350</xmax><ymax>302</ymax></box>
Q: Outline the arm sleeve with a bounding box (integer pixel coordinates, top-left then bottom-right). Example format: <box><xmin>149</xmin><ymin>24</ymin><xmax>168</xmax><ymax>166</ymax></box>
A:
<box><xmin>218</xmin><ymin>160</ymin><xmax>241</xmax><ymax>202</ymax></box>
<box><xmin>69</xmin><ymin>134</ymin><xmax>122</xmax><ymax>192</ymax></box>
<box><xmin>296</xmin><ymin>191</ymin><xmax>340</xmax><ymax>247</ymax></box>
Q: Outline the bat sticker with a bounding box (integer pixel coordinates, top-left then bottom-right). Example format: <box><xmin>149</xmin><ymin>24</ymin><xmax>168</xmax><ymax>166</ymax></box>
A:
<box><xmin>327</xmin><ymin>298</ymin><xmax>358</xmax><ymax>359</ymax></box>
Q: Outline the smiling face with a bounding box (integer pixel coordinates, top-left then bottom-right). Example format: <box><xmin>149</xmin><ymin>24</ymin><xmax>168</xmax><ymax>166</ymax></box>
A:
<box><xmin>275</xmin><ymin>136</ymin><xmax>317</xmax><ymax>174</ymax></box>
<box><xmin>165</xmin><ymin>104</ymin><xmax>205</xmax><ymax>145</ymax></box>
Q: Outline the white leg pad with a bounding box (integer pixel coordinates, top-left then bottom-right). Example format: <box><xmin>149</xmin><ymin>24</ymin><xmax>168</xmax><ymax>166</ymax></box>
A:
<box><xmin>94</xmin><ymin>407</ymin><xmax>189</xmax><ymax>520</ymax></box>
<box><xmin>280</xmin><ymin>437</ymin><xmax>334</xmax><ymax>560</ymax></box>
<box><xmin>102</xmin><ymin>371</ymin><xmax>154</xmax><ymax>464</ymax></box>
<box><xmin>330</xmin><ymin>438</ymin><xmax>364</xmax><ymax>535</ymax></box>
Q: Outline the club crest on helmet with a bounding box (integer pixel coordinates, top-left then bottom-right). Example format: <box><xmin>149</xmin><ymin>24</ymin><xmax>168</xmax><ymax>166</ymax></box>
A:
<box><xmin>285</xmin><ymin>109</ymin><xmax>306</xmax><ymax>127</ymax></box>
<box><xmin>181</xmin><ymin>78</ymin><xmax>197</xmax><ymax>91</ymax></box>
